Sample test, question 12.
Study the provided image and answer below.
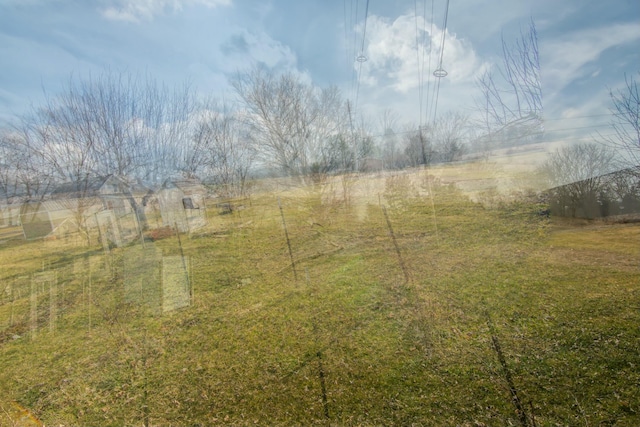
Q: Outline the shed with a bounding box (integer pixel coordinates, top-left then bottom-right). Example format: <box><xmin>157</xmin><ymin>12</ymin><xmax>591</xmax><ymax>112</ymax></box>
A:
<box><xmin>22</xmin><ymin>175</ymin><xmax>149</xmax><ymax>244</ymax></box>
<box><xmin>157</xmin><ymin>178</ymin><xmax>207</xmax><ymax>233</ymax></box>
<box><xmin>41</xmin><ymin>176</ymin><xmax>121</xmax><ymax>244</ymax></box>
<box><xmin>19</xmin><ymin>198</ymin><xmax>102</xmax><ymax>240</ymax></box>
<box><xmin>94</xmin><ymin>175</ymin><xmax>153</xmax><ymax>246</ymax></box>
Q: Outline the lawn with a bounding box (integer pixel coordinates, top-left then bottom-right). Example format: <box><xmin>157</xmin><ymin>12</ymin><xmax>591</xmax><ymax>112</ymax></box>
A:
<box><xmin>1</xmin><ymin>168</ymin><xmax>638</xmax><ymax>426</ymax></box>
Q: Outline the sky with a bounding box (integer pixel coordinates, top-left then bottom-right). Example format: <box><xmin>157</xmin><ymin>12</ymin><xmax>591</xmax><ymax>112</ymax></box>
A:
<box><xmin>0</xmin><ymin>0</ymin><xmax>639</xmax><ymax>145</ymax></box>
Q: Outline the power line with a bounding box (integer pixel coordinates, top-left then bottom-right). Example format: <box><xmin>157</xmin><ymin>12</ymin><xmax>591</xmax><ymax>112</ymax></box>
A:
<box><xmin>414</xmin><ymin>0</ymin><xmax>425</xmax><ymax>128</ymax></box>
<box><xmin>435</xmin><ymin>0</ymin><xmax>450</xmax><ymax>76</ymax></box>
<box><xmin>353</xmin><ymin>0</ymin><xmax>370</xmax><ymax>114</ymax></box>
<box><xmin>343</xmin><ymin>0</ymin><xmax>351</xmax><ymax>72</ymax></box>
<box><xmin>349</xmin><ymin>0</ymin><xmax>359</xmax><ymax>103</ymax></box>
<box><xmin>413</xmin><ymin>0</ymin><xmax>432</xmax><ymax>131</ymax></box>
<box><xmin>359</xmin><ymin>0</ymin><xmax>370</xmax><ymax>55</ymax></box>
<box><xmin>424</xmin><ymin>0</ymin><xmax>435</xmax><ymax>126</ymax></box>
<box><xmin>429</xmin><ymin>0</ymin><xmax>451</xmax><ymax>129</ymax></box>
<box><xmin>414</xmin><ymin>1</ymin><xmax>421</xmax><ymax>109</ymax></box>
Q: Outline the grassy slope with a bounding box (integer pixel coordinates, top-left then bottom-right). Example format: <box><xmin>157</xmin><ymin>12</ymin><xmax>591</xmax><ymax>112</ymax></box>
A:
<box><xmin>0</xmin><ymin>173</ymin><xmax>638</xmax><ymax>426</ymax></box>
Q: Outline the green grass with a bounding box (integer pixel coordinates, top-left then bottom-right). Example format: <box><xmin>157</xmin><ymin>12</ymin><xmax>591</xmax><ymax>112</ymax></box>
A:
<box><xmin>0</xmin><ymin>175</ymin><xmax>639</xmax><ymax>426</ymax></box>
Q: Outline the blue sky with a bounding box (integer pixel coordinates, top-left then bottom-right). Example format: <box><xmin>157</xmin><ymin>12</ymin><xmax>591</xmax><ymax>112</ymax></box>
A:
<box><xmin>0</xmin><ymin>0</ymin><xmax>638</xmax><ymax>143</ymax></box>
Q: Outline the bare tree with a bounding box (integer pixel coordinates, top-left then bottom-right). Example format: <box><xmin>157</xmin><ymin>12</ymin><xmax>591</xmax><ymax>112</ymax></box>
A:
<box><xmin>0</xmin><ymin>132</ymin><xmax>18</xmax><ymax>209</ymax></box>
<box><xmin>378</xmin><ymin>109</ymin><xmax>405</xmax><ymax>169</ymax></box>
<box><xmin>13</xmin><ymin>114</ymin><xmax>99</xmax><ymax>241</ymax></box>
<box><xmin>191</xmin><ymin>103</ymin><xmax>255</xmax><ymax>197</ymax></box>
<box><xmin>433</xmin><ymin>111</ymin><xmax>469</xmax><ymax>163</ymax></box>
<box><xmin>0</xmin><ymin>129</ymin><xmax>54</xmax><ymax>225</ymax></box>
<box><xmin>26</xmin><ymin>71</ymin><xmax>198</xmax><ymax>184</ymax></box>
<box><xmin>540</xmin><ymin>143</ymin><xmax>617</xmax><ymax>218</ymax></box>
<box><xmin>600</xmin><ymin>71</ymin><xmax>640</xmax><ymax>171</ymax></box>
<box><xmin>14</xmin><ymin>71</ymin><xmax>199</xmax><ymax>235</ymax></box>
<box><xmin>403</xmin><ymin>126</ymin><xmax>433</xmax><ymax>168</ymax></box>
<box><xmin>476</xmin><ymin>19</ymin><xmax>543</xmax><ymax>147</ymax></box>
<box><xmin>311</xmin><ymin>121</ymin><xmax>374</xmax><ymax>174</ymax></box>
<box><xmin>232</xmin><ymin>66</ymin><xmax>346</xmax><ymax>179</ymax></box>
<box><xmin>379</xmin><ymin>109</ymin><xmax>400</xmax><ymax>137</ymax></box>
<box><xmin>315</xmin><ymin>134</ymin><xmax>352</xmax><ymax>173</ymax></box>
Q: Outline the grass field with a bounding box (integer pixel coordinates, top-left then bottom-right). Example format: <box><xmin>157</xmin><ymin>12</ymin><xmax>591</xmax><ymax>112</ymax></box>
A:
<box><xmin>0</xmin><ymin>165</ymin><xmax>639</xmax><ymax>426</ymax></box>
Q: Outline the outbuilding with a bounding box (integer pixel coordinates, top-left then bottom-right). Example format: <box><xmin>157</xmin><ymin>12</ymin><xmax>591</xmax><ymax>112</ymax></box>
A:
<box><xmin>156</xmin><ymin>178</ymin><xmax>207</xmax><ymax>233</ymax></box>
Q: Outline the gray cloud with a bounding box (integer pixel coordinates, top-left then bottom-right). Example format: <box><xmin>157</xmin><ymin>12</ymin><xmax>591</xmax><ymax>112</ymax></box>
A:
<box><xmin>220</xmin><ymin>34</ymin><xmax>250</xmax><ymax>56</ymax></box>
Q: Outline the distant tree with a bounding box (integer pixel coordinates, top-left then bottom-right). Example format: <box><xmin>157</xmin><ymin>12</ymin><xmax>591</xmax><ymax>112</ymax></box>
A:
<box><xmin>192</xmin><ymin>103</ymin><xmax>255</xmax><ymax>197</ymax></box>
<box><xmin>600</xmin><ymin>71</ymin><xmax>640</xmax><ymax>172</ymax></box>
<box><xmin>377</xmin><ymin>109</ymin><xmax>405</xmax><ymax>169</ymax></box>
<box><xmin>382</xmin><ymin>130</ymin><xmax>405</xmax><ymax>169</ymax></box>
<box><xmin>16</xmin><ymin>71</ymin><xmax>199</xmax><ymax>234</ymax></box>
<box><xmin>540</xmin><ymin>143</ymin><xmax>617</xmax><ymax>218</ymax></box>
<box><xmin>15</xmin><ymin>113</ymin><xmax>99</xmax><ymax>241</ymax></box>
<box><xmin>353</xmin><ymin>117</ymin><xmax>376</xmax><ymax>171</ymax></box>
<box><xmin>378</xmin><ymin>109</ymin><xmax>400</xmax><ymax>138</ymax></box>
<box><xmin>403</xmin><ymin>126</ymin><xmax>433</xmax><ymax>168</ymax></box>
<box><xmin>432</xmin><ymin>111</ymin><xmax>469</xmax><ymax>163</ymax></box>
<box><xmin>232</xmin><ymin>66</ymin><xmax>346</xmax><ymax>179</ymax></box>
<box><xmin>316</xmin><ymin>134</ymin><xmax>352</xmax><ymax>173</ymax></box>
<box><xmin>24</xmin><ymin>71</ymin><xmax>198</xmax><ymax>185</ymax></box>
<box><xmin>476</xmin><ymin>19</ymin><xmax>543</xmax><ymax>148</ymax></box>
<box><xmin>0</xmin><ymin>129</ymin><xmax>54</xmax><ymax>225</ymax></box>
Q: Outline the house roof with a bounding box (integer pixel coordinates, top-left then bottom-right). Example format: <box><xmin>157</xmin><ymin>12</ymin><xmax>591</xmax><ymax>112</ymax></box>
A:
<box><xmin>160</xmin><ymin>177</ymin><xmax>206</xmax><ymax>194</ymax></box>
<box><xmin>50</xmin><ymin>174</ymin><xmax>153</xmax><ymax>199</ymax></box>
<box><xmin>50</xmin><ymin>176</ymin><xmax>110</xmax><ymax>198</ymax></box>
<box><xmin>545</xmin><ymin>166</ymin><xmax>639</xmax><ymax>192</ymax></box>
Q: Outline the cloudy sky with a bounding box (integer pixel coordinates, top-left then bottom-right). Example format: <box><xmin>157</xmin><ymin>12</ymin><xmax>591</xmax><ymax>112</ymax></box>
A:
<box><xmin>0</xmin><ymin>0</ymin><xmax>638</xmax><ymax>143</ymax></box>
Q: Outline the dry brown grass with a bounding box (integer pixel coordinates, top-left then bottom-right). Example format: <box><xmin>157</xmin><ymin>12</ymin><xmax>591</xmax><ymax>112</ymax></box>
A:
<box><xmin>0</xmin><ymin>163</ymin><xmax>638</xmax><ymax>426</ymax></box>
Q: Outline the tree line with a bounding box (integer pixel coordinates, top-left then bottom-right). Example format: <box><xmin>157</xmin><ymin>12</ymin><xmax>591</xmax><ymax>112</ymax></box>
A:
<box><xmin>1</xmin><ymin>19</ymin><xmax>638</xmax><ymax>223</ymax></box>
<box><xmin>0</xmin><ymin>66</ymin><xmax>477</xmax><ymax>209</ymax></box>
<box><xmin>539</xmin><ymin>71</ymin><xmax>640</xmax><ymax>219</ymax></box>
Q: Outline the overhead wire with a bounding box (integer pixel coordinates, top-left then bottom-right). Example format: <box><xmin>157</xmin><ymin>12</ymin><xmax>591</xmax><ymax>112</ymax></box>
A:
<box><xmin>353</xmin><ymin>0</ymin><xmax>370</xmax><ymax>115</ymax></box>
<box><xmin>415</xmin><ymin>0</ymin><xmax>440</xmax><ymax>244</ymax></box>
<box><xmin>424</xmin><ymin>0</ymin><xmax>435</xmax><ymax>126</ymax></box>
<box><xmin>429</xmin><ymin>0</ymin><xmax>451</xmax><ymax>129</ymax></box>
<box><xmin>344</xmin><ymin>1</ymin><xmax>358</xmax><ymax>113</ymax></box>
<box><xmin>435</xmin><ymin>0</ymin><xmax>450</xmax><ymax>76</ymax></box>
<box><xmin>359</xmin><ymin>0</ymin><xmax>370</xmax><ymax>54</ymax></box>
<box><xmin>414</xmin><ymin>0</ymin><xmax>432</xmax><ymax>131</ymax></box>
<box><xmin>343</xmin><ymin>0</ymin><xmax>351</xmax><ymax>73</ymax></box>
<box><xmin>342</xmin><ymin>0</ymin><xmax>370</xmax><ymax>172</ymax></box>
<box><xmin>414</xmin><ymin>0</ymin><xmax>424</xmax><ymax>129</ymax></box>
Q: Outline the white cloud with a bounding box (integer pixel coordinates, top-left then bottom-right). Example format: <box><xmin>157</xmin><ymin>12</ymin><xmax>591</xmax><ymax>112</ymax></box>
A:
<box><xmin>180</xmin><ymin>28</ymin><xmax>308</xmax><ymax>98</ymax></box>
<box><xmin>101</xmin><ymin>0</ymin><xmax>231</xmax><ymax>23</ymax></box>
<box><xmin>542</xmin><ymin>22</ymin><xmax>640</xmax><ymax>98</ymax></box>
<box><xmin>358</xmin><ymin>13</ymin><xmax>488</xmax><ymax>93</ymax></box>
<box><xmin>220</xmin><ymin>29</ymin><xmax>297</xmax><ymax>72</ymax></box>
<box><xmin>217</xmin><ymin>29</ymin><xmax>311</xmax><ymax>83</ymax></box>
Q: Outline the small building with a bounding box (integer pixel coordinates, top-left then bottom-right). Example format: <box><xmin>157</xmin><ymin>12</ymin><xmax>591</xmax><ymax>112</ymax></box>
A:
<box><xmin>20</xmin><ymin>175</ymin><xmax>152</xmax><ymax>244</ymax></box>
<box><xmin>157</xmin><ymin>178</ymin><xmax>207</xmax><ymax>233</ymax></box>
<box><xmin>95</xmin><ymin>175</ymin><xmax>155</xmax><ymax>247</ymax></box>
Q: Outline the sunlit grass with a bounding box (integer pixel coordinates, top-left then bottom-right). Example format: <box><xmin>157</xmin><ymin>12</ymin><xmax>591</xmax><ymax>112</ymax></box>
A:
<box><xmin>1</xmin><ymin>168</ymin><xmax>639</xmax><ymax>426</ymax></box>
